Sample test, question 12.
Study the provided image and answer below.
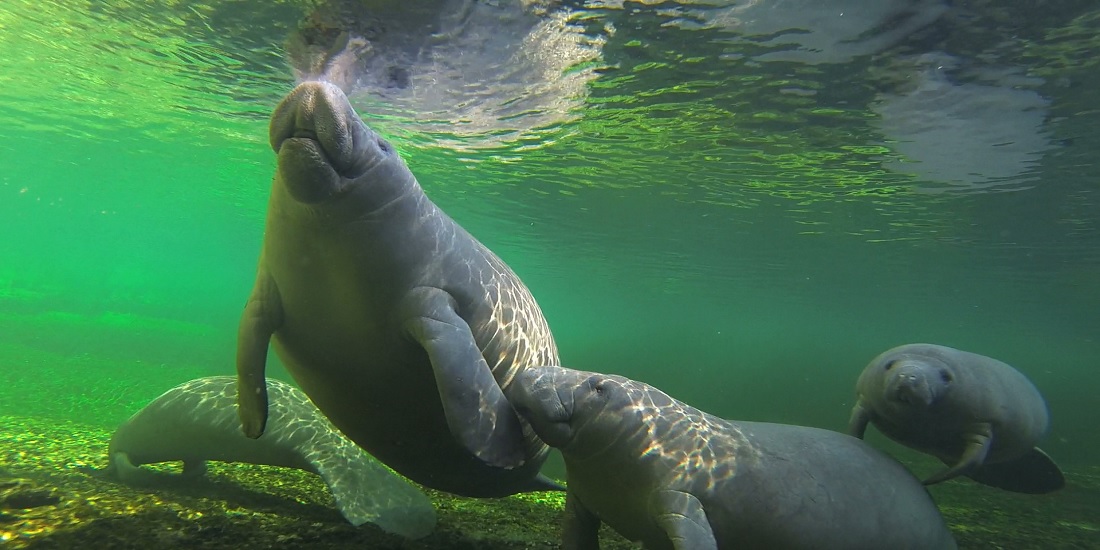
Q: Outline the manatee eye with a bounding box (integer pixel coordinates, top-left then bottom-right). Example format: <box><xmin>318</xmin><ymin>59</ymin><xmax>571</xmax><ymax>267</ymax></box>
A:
<box><xmin>585</xmin><ymin>376</ymin><xmax>607</xmax><ymax>397</ymax></box>
<box><xmin>940</xmin><ymin>370</ymin><xmax>953</xmax><ymax>383</ymax></box>
<box><xmin>883</xmin><ymin>360</ymin><xmax>897</xmax><ymax>371</ymax></box>
<box><xmin>377</xmin><ymin>138</ymin><xmax>392</xmax><ymax>154</ymax></box>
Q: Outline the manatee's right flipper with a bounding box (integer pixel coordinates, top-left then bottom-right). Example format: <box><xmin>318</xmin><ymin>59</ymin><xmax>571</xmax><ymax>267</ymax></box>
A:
<box><xmin>651</xmin><ymin>489</ymin><xmax>718</xmax><ymax>550</ymax></box>
<box><xmin>965</xmin><ymin>447</ymin><xmax>1065</xmax><ymax>494</ymax></box>
<box><xmin>562</xmin><ymin>489</ymin><xmax>601</xmax><ymax>550</ymax></box>
<box><xmin>923</xmin><ymin>423</ymin><xmax>993</xmax><ymax>485</ymax></box>
<box><xmin>400</xmin><ymin>286</ymin><xmax>526</xmax><ymax>469</ymax></box>
<box><xmin>847</xmin><ymin>401</ymin><xmax>872</xmax><ymax>439</ymax></box>
<box><xmin>236</xmin><ymin>266</ymin><xmax>284</xmax><ymax>439</ymax></box>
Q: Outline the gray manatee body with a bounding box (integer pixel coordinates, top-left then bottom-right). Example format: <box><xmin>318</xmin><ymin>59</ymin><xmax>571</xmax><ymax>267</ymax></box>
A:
<box><xmin>848</xmin><ymin>343</ymin><xmax>1064</xmax><ymax>494</ymax></box>
<box><xmin>108</xmin><ymin>376</ymin><xmax>435</xmax><ymax>538</ymax></box>
<box><xmin>237</xmin><ymin>80</ymin><xmax>560</xmax><ymax>497</ymax></box>
<box><xmin>510</xmin><ymin>366</ymin><xmax>956</xmax><ymax>550</ymax></box>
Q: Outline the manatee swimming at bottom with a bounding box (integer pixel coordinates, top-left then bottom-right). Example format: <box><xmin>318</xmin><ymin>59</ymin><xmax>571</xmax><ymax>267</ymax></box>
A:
<box><xmin>848</xmin><ymin>342</ymin><xmax>1064</xmax><ymax>494</ymax></box>
<box><xmin>509</xmin><ymin>366</ymin><xmax>957</xmax><ymax>550</ymax></box>
<box><xmin>107</xmin><ymin>376</ymin><xmax>436</xmax><ymax>538</ymax></box>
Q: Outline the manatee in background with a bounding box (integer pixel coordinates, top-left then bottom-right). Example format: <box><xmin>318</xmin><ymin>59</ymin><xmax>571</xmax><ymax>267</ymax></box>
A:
<box><xmin>849</xmin><ymin>343</ymin><xmax>1064</xmax><ymax>494</ymax></box>
<box><xmin>236</xmin><ymin>78</ymin><xmax>561</xmax><ymax>497</ymax></box>
<box><xmin>108</xmin><ymin>376</ymin><xmax>435</xmax><ymax>538</ymax></box>
<box><xmin>511</xmin><ymin>366</ymin><xmax>957</xmax><ymax>550</ymax></box>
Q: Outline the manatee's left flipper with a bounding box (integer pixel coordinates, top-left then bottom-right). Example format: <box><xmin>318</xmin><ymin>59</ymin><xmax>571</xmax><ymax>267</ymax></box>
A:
<box><xmin>112</xmin><ymin>453</ymin><xmax>205</xmax><ymax>486</ymax></box>
<box><xmin>401</xmin><ymin>286</ymin><xmax>526</xmax><ymax>469</ymax></box>
<box><xmin>236</xmin><ymin>266</ymin><xmax>284</xmax><ymax>439</ymax></box>
<box><xmin>562</xmin><ymin>489</ymin><xmax>601</xmax><ymax>550</ymax></box>
<box><xmin>847</xmin><ymin>401</ymin><xmax>872</xmax><ymax>439</ymax></box>
<box><xmin>965</xmin><ymin>447</ymin><xmax>1065</xmax><ymax>494</ymax></box>
<box><xmin>651</xmin><ymin>489</ymin><xmax>718</xmax><ymax>550</ymax></box>
<box><xmin>110</xmin><ymin>452</ymin><xmax>149</xmax><ymax>484</ymax></box>
<box><xmin>923</xmin><ymin>422</ymin><xmax>993</xmax><ymax>485</ymax></box>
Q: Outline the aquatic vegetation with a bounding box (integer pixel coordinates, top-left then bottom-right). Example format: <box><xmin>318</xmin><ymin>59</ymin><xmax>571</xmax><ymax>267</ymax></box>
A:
<box><xmin>2</xmin><ymin>415</ymin><xmax>1099</xmax><ymax>547</ymax></box>
<box><xmin>0</xmin><ymin>415</ymin><xmax>630</xmax><ymax>549</ymax></box>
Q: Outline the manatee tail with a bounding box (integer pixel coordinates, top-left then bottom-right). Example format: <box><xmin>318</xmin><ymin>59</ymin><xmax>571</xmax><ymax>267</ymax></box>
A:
<box><xmin>306</xmin><ymin>446</ymin><xmax>437</xmax><ymax>538</ymax></box>
<box><xmin>964</xmin><ymin>447</ymin><xmax>1065</xmax><ymax>494</ymax></box>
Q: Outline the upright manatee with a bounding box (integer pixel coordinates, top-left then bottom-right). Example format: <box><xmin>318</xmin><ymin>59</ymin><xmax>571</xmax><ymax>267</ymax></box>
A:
<box><xmin>237</xmin><ymin>79</ymin><xmax>560</xmax><ymax>497</ymax></box>
<box><xmin>849</xmin><ymin>343</ymin><xmax>1064</xmax><ymax>494</ymax></box>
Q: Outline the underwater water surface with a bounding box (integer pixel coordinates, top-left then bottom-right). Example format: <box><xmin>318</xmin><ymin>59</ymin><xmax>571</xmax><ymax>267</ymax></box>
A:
<box><xmin>1</xmin><ymin>0</ymin><xmax>1099</xmax><ymax>548</ymax></box>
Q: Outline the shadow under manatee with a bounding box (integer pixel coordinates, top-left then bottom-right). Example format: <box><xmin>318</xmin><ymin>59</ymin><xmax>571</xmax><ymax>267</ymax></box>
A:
<box><xmin>86</xmin><ymin>462</ymin><xmax>359</xmax><ymax>525</ymax></box>
<box><xmin>49</xmin><ymin>463</ymin><xmax>587</xmax><ymax>550</ymax></box>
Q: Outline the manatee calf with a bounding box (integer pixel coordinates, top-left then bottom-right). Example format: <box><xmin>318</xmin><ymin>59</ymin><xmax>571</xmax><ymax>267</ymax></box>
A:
<box><xmin>510</xmin><ymin>366</ymin><xmax>957</xmax><ymax>550</ymax></box>
<box><xmin>108</xmin><ymin>376</ymin><xmax>435</xmax><ymax>538</ymax></box>
<box><xmin>237</xmin><ymin>79</ymin><xmax>560</xmax><ymax>497</ymax></box>
<box><xmin>848</xmin><ymin>343</ymin><xmax>1064</xmax><ymax>494</ymax></box>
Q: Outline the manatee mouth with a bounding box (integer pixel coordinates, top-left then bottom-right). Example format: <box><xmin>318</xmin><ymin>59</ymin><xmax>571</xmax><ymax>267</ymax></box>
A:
<box><xmin>889</xmin><ymin>372</ymin><xmax>936</xmax><ymax>407</ymax></box>
<box><xmin>269</xmin><ymin>81</ymin><xmax>379</xmax><ymax>202</ymax></box>
<box><xmin>511</xmin><ymin>369</ymin><xmax>575</xmax><ymax>448</ymax></box>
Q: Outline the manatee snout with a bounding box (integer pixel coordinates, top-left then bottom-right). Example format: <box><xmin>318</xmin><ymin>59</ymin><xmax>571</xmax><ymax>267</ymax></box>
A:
<box><xmin>269</xmin><ymin>80</ymin><xmax>385</xmax><ymax>203</ymax></box>
<box><xmin>885</xmin><ymin>364</ymin><xmax>941</xmax><ymax>407</ymax></box>
<box><xmin>511</xmin><ymin>367</ymin><xmax>575</xmax><ymax>448</ymax></box>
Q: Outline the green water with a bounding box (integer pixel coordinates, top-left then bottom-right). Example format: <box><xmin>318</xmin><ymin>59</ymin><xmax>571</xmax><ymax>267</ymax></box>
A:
<box><xmin>1</xmin><ymin>0</ymin><xmax>1098</xmax><ymax>546</ymax></box>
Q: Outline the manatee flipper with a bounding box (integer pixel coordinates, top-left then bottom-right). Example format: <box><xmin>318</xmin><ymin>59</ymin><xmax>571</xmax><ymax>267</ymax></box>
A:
<box><xmin>305</xmin><ymin>433</ymin><xmax>437</xmax><ymax>538</ymax></box>
<box><xmin>562</xmin><ymin>489</ymin><xmax>601</xmax><ymax>550</ymax></box>
<box><xmin>236</xmin><ymin>269</ymin><xmax>284</xmax><ymax>439</ymax></box>
<box><xmin>964</xmin><ymin>447</ymin><xmax>1065</xmax><ymax>494</ymax></box>
<box><xmin>110</xmin><ymin>453</ymin><xmax>206</xmax><ymax>485</ymax></box>
<box><xmin>923</xmin><ymin>423</ymin><xmax>993</xmax><ymax>485</ymax></box>
<box><xmin>181</xmin><ymin>460</ymin><xmax>207</xmax><ymax>478</ymax></box>
<box><xmin>401</xmin><ymin>286</ymin><xmax>526</xmax><ymax>469</ymax></box>
<box><xmin>525</xmin><ymin>474</ymin><xmax>566</xmax><ymax>492</ymax></box>
<box><xmin>847</xmin><ymin>402</ymin><xmax>871</xmax><ymax>439</ymax></box>
<box><xmin>652</xmin><ymin>489</ymin><xmax>718</xmax><ymax>550</ymax></box>
<box><xmin>110</xmin><ymin>452</ymin><xmax>148</xmax><ymax>484</ymax></box>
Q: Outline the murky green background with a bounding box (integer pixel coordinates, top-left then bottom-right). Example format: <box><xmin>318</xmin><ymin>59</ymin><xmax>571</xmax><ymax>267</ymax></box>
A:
<box><xmin>0</xmin><ymin>0</ymin><xmax>1097</xmax><ymax>520</ymax></box>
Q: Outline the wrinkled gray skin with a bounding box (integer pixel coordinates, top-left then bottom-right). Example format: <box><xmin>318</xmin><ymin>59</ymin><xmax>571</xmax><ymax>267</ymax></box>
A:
<box><xmin>512</xmin><ymin>366</ymin><xmax>957</xmax><ymax>550</ymax></box>
<box><xmin>108</xmin><ymin>377</ymin><xmax>436</xmax><ymax>538</ymax></box>
<box><xmin>849</xmin><ymin>343</ymin><xmax>1063</xmax><ymax>494</ymax></box>
<box><xmin>237</xmin><ymin>80</ymin><xmax>559</xmax><ymax>497</ymax></box>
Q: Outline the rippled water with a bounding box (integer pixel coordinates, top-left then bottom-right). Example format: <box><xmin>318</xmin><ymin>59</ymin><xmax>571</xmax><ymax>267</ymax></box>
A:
<box><xmin>1</xmin><ymin>0</ymin><xmax>1098</xmax><ymax>543</ymax></box>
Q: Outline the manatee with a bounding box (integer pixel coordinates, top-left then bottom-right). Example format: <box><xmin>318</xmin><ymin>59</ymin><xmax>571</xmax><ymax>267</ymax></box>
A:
<box><xmin>848</xmin><ymin>343</ymin><xmax>1064</xmax><ymax>494</ymax></box>
<box><xmin>107</xmin><ymin>376</ymin><xmax>435</xmax><ymax>538</ymax></box>
<box><xmin>510</xmin><ymin>366</ymin><xmax>957</xmax><ymax>550</ymax></box>
<box><xmin>236</xmin><ymin>79</ymin><xmax>560</xmax><ymax>497</ymax></box>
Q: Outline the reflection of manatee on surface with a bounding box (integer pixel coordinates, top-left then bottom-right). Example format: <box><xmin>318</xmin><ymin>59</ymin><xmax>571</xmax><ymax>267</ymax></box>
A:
<box><xmin>589</xmin><ymin>0</ymin><xmax>948</xmax><ymax>64</ymax></box>
<box><xmin>511</xmin><ymin>365</ymin><xmax>958</xmax><ymax>550</ymax></box>
<box><xmin>285</xmin><ymin>0</ymin><xmax>605</xmax><ymax>146</ymax></box>
<box><xmin>107</xmin><ymin>376</ymin><xmax>437</xmax><ymax>539</ymax></box>
<box><xmin>871</xmin><ymin>52</ymin><xmax>1054</xmax><ymax>193</ymax></box>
